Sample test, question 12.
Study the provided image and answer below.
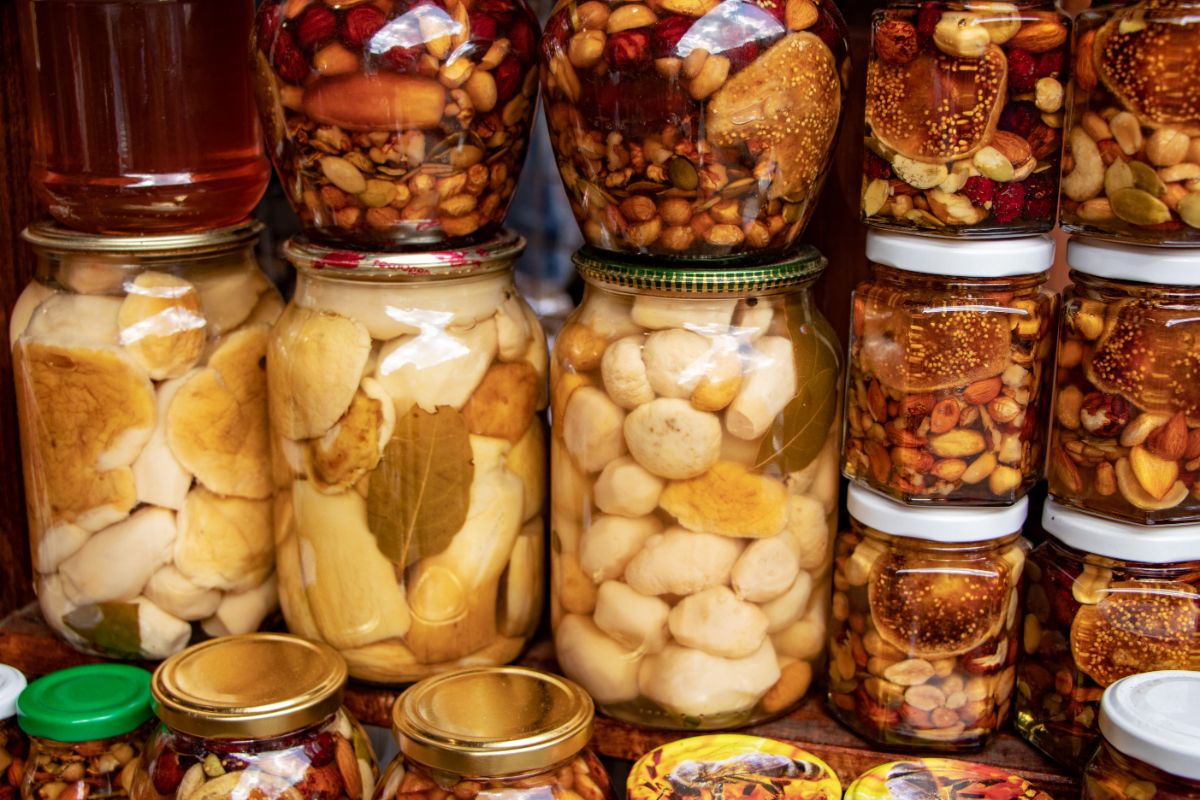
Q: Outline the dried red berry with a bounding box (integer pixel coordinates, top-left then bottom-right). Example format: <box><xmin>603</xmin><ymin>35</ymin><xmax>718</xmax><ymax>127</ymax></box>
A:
<box><xmin>509</xmin><ymin>17</ymin><xmax>538</xmax><ymax>63</ymax></box>
<box><xmin>493</xmin><ymin>56</ymin><xmax>523</xmax><ymax>102</ymax></box>
<box><xmin>1037</xmin><ymin>49</ymin><xmax>1064</xmax><ymax>80</ymax></box>
<box><xmin>999</xmin><ymin>102</ymin><xmax>1039</xmax><ymax>138</ymax></box>
<box><xmin>152</xmin><ymin>751</ymin><xmax>186</xmax><ymax>795</ymax></box>
<box><xmin>864</xmin><ymin>151</ymin><xmax>892</xmax><ymax>180</ymax></box>
<box><xmin>382</xmin><ymin>44</ymin><xmax>422</xmax><ymax>70</ymax></box>
<box><xmin>1023</xmin><ymin>171</ymin><xmax>1055</xmax><ymax>200</ymax></box>
<box><xmin>724</xmin><ymin>40</ymin><xmax>759</xmax><ymax>72</ymax></box>
<box><xmin>605</xmin><ymin>29</ymin><xmax>651</xmax><ymax>70</ymax></box>
<box><xmin>256</xmin><ymin>0</ymin><xmax>285</xmax><ymax>53</ymax></box>
<box><xmin>273</xmin><ymin>29</ymin><xmax>310</xmax><ymax>84</ymax></box>
<box><xmin>1008</xmin><ymin>47</ymin><xmax>1038</xmax><ymax>92</ymax></box>
<box><xmin>992</xmin><ymin>182</ymin><xmax>1025</xmax><ymax>223</ymax></box>
<box><xmin>296</xmin><ymin>5</ymin><xmax>337</xmax><ymax>51</ymax></box>
<box><xmin>916</xmin><ymin>2</ymin><xmax>941</xmax><ymax>42</ymax></box>
<box><xmin>1024</xmin><ymin>195</ymin><xmax>1055</xmax><ymax>221</ymax></box>
<box><xmin>304</xmin><ymin>732</ymin><xmax>337</xmax><ymax>767</ymax></box>
<box><xmin>962</xmin><ymin>176</ymin><xmax>996</xmax><ymax>205</ymax></box>
<box><xmin>650</xmin><ymin>16</ymin><xmax>691</xmax><ymax>59</ymax></box>
<box><xmin>468</xmin><ymin>11</ymin><xmax>498</xmax><ymax>43</ymax></box>
<box><xmin>342</xmin><ymin>5</ymin><xmax>387</xmax><ymax>47</ymax></box>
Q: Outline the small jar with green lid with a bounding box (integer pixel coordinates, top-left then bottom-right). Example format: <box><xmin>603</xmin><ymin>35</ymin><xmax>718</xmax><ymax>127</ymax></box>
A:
<box><xmin>374</xmin><ymin>667</ymin><xmax>613</xmax><ymax>800</ymax></box>
<box><xmin>17</xmin><ymin>663</ymin><xmax>154</xmax><ymax>800</ymax></box>
<box><xmin>130</xmin><ymin>633</ymin><xmax>377</xmax><ymax>800</ymax></box>
<box><xmin>1</xmin><ymin>665</ymin><xmax>29</xmax><ymax>798</ymax></box>
<box><xmin>551</xmin><ymin>247</ymin><xmax>841</xmax><ymax>729</ymax></box>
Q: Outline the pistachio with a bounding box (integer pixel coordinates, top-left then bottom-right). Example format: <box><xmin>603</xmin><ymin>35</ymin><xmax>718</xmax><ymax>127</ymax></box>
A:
<box><xmin>1181</xmin><ymin>193</ymin><xmax>1200</xmax><ymax>228</ymax></box>
<box><xmin>667</xmin><ymin>156</ymin><xmax>699</xmax><ymax>190</ymax></box>
<box><xmin>973</xmin><ymin>146</ymin><xmax>1015</xmax><ymax>182</ymax></box>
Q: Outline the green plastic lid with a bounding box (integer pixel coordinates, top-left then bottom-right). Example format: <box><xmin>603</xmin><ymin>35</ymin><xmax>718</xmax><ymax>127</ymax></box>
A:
<box><xmin>18</xmin><ymin>664</ymin><xmax>153</xmax><ymax>742</ymax></box>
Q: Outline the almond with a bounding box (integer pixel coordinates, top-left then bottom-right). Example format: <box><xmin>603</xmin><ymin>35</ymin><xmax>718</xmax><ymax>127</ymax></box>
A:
<box><xmin>1146</xmin><ymin>412</ymin><xmax>1188</xmax><ymax>462</ymax></box>
<box><xmin>1075</xmin><ymin>30</ymin><xmax>1097</xmax><ymax>91</ymax></box>
<box><xmin>1129</xmin><ymin>445</ymin><xmax>1180</xmax><ymax>501</ymax></box>
<box><xmin>866</xmin><ymin>440</ymin><xmax>892</xmax><ymax>485</ymax></box>
<box><xmin>886</xmin><ymin>419</ymin><xmax>927</xmax><ymax>448</ymax></box>
<box><xmin>963</xmin><ymin>376</ymin><xmax>1002</xmax><ymax>405</ymax></box>
<box><xmin>991</xmin><ymin>131</ymin><xmax>1033</xmax><ymax>166</ymax></box>
<box><xmin>866</xmin><ymin>380</ymin><xmax>887</xmax><ymax>421</ymax></box>
<box><xmin>1187</xmin><ymin>428</ymin><xmax>1200</xmax><ymax>461</ymax></box>
<box><xmin>1009</xmin><ymin>17</ymin><xmax>1068</xmax><ymax>53</ymax></box>
<box><xmin>930</xmin><ymin>397</ymin><xmax>961</xmax><ymax>434</ymax></box>
<box><xmin>1051</xmin><ymin>447</ymin><xmax>1083</xmax><ymax>495</ymax></box>
<box><xmin>930</xmin><ymin>429</ymin><xmax>987</xmax><ymax>459</ymax></box>
<box><xmin>892</xmin><ymin>446</ymin><xmax>934</xmax><ymax>473</ymax></box>
<box><xmin>903</xmin><ymin>393</ymin><xmax>936</xmax><ymax>418</ymax></box>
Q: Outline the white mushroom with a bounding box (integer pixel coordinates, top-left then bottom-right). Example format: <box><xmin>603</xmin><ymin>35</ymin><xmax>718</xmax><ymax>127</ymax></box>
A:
<box><xmin>624</xmin><ymin>398</ymin><xmax>722</xmax><ymax>479</ymax></box>
<box><xmin>577</xmin><ymin>291</ymin><xmax>642</xmax><ymax>339</ymax></box>
<box><xmin>59</xmin><ymin>508</ymin><xmax>176</xmax><ymax>606</ymax></box>
<box><xmin>668</xmin><ymin>586</ymin><xmax>770</xmax><ymax>659</ymax></box>
<box><xmin>642</xmin><ymin>329</ymin><xmax>711</xmax><ymax>398</ymax></box>
<box><xmin>726</xmin><ymin>336</ymin><xmax>797</xmax><ymax>440</ymax></box>
<box><xmin>805</xmin><ymin>433</ymin><xmax>841</xmax><ymax>516</ymax></box>
<box><xmin>199</xmin><ymin>573</ymin><xmax>280</xmax><ymax>637</ymax></box>
<box><xmin>638</xmin><ymin>641</ymin><xmax>780</xmax><ymax>717</ymax></box>
<box><xmin>555</xmin><ymin>614</ymin><xmax>642</xmax><ymax>704</ymax></box>
<box><xmin>191</xmin><ymin>265</ymin><xmax>273</xmax><ymax>336</ymax></box>
<box><xmin>131</xmin><ymin>372</ymin><xmax>195</xmax><ymax>511</ymax></box>
<box><xmin>787</xmin><ymin>494</ymin><xmax>832</xmax><ymax>570</ymax></box>
<box><xmin>36</xmin><ymin>574</ymin><xmax>80</xmax><ymax>644</ymax></box>
<box><xmin>9</xmin><ymin>282</ymin><xmax>55</xmax><ymax>344</ymax></box>
<box><xmin>770</xmin><ymin>604</ymin><xmax>826</xmax><ymax>660</ymax></box>
<box><xmin>495</xmin><ymin>292</ymin><xmax>533</xmax><ymax>362</ymax></box>
<box><xmin>33</xmin><ymin>523</ymin><xmax>89</xmax><ymax>576</ymax></box>
<box><xmin>144</xmin><ymin>565</ymin><xmax>223</xmax><ymax>621</ymax></box>
<box><xmin>624</xmin><ymin>527</ymin><xmax>742</xmax><ymax>596</ymax></box>
<box><xmin>563</xmin><ymin>386</ymin><xmax>628</xmax><ymax>473</ymax></box>
<box><xmin>760</xmin><ymin>571</ymin><xmax>814</xmax><ymax>633</ymax></box>
<box><xmin>731</xmin><ymin>534</ymin><xmax>801</xmax><ymax>603</ymax></box>
<box><xmin>579</xmin><ymin>514</ymin><xmax>663</xmax><ymax>583</ymax></box>
<box><xmin>128</xmin><ymin>596</ymin><xmax>193</xmax><ymax>658</ymax></box>
<box><xmin>593</xmin><ymin>580</ymin><xmax>671</xmax><ymax>653</ymax></box>
<box><xmin>732</xmin><ymin>302</ymin><xmax>774</xmax><ymax>342</ymax></box>
<box><xmin>374</xmin><ymin>319</ymin><xmax>497</xmax><ymax>413</ymax></box>
<box><xmin>630</xmin><ymin>296</ymin><xmax>736</xmax><ymax>332</ymax></box>
<box><xmin>57</xmin><ymin>256</ymin><xmax>127</xmax><ymax>296</ymax></box>
<box><xmin>594</xmin><ymin>456</ymin><xmax>664</xmax><ymax>517</ymax></box>
<box><xmin>601</xmin><ymin>336</ymin><xmax>655</xmax><ymax>409</ymax></box>
<box><xmin>23</xmin><ymin>293</ymin><xmax>123</xmax><ymax>349</ymax></box>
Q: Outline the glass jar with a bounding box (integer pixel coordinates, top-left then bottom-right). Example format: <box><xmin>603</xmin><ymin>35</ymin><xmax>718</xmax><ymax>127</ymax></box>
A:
<box><xmin>12</xmin><ymin>222</ymin><xmax>283</xmax><ymax>660</ymax></box>
<box><xmin>1084</xmin><ymin>672</ymin><xmax>1200</xmax><ymax>800</ymax></box>
<box><xmin>828</xmin><ymin>485</ymin><xmax>1027</xmax><ymax>751</ymax></box>
<box><xmin>131</xmin><ymin>634</ymin><xmax>378</xmax><ymax>800</ymax></box>
<box><xmin>252</xmin><ymin>0</ymin><xmax>540</xmax><ymax>249</ymax></box>
<box><xmin>1049</xmin><ymin>239</ymin><xmax>1200</xmax><ymax>524</ymax></box>
<box><xmin>269</xmin><ymin>232</ymin><xmax>546</xmax><ymax>684</ymax></box>
<box><xmin>845</xmin><ymin>759</ymin><xmax>1055</xmax><ymax>800</ymax></box>
<box><xmin>550</xmin><ymin>248</ymin><xmax>841</xmax><ymax>729</ymax></box>
<box><xmin>17</xmin><ymin>0</ymin><xmax>269</xmax><ymax>233</ymax></box>
<box><xmin>1060</xmin><ymin>2</ymin><xmax>1200</xmax><ymax>245</ymax></box>
<box><xmin>17</xmin><ymin>664</ymin><xmax>154</xmax><ymax>800</ymax></box>
<box><xmin>377</xmin><ymin>667</ymin><xmax>614</xmax><ymax>800</ymax></box>
<box><xmin>862</xmin><ymin>2</ymin><xmax>1069</xmax><ymax>235</ymax></box>
<box><xmin>627</xmin><ymin>735</ymin><xmax>841</xmax><ymax>800</ymax></box>
<box><xmin>539</xmin><ymin>0</ymin><xmax>849</xmax><ymax>260</ymax></box>
<box><xmin>1016</xmin><ymin>500</ymin><xmax>1200</xmax><ymax>771</ymax></box>
<box><xmin>1</xmin><ymin>666</ymin><xmax>28</xmax><ymax>800</ymax></box>
<box><xmin>844</xmin><ymin>231</ymin><xmax>1057</xmax><ymax>505</ymax></box>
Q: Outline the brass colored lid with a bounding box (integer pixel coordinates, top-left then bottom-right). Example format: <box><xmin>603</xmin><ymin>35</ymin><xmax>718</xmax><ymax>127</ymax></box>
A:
<box><xmin>393</xmin><ymin>667</ymin><xmax>594</xmax><ymax>777</ymax></box>
<box><xmin>152</xmin><ymin>634</ymin><xmax>347</xmax><ymax>739</ymax></box>
<box><xmin>22</xmin><ymin>220</ymin><xmax>263</xmax><ymax>256</ymax></box>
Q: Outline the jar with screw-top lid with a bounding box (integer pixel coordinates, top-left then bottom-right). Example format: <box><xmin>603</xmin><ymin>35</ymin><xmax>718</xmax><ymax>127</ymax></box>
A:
<box><xmin>0</xmin><ymin>666</ymin><xmax>28</xmax><ymax>799</ymax></box>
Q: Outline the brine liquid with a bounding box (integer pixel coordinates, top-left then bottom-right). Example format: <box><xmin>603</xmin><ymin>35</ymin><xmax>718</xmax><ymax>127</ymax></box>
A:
<box><xmin>20</xmin><ymin>0</ymin><xmax>270</xmax><ymax>232</ymax></box>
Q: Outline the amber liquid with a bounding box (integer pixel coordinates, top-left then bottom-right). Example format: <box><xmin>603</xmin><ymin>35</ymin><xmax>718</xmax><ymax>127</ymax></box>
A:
<box><xmin>20</xmin><ymin>0</ymin><xmax>270</xmax><ymax>233</ymax></box>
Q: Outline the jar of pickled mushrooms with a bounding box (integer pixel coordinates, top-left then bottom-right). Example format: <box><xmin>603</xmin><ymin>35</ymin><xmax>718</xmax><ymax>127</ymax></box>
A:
<box><xmin>1016</xmin><ymin>499</ymin><xmax>1200</xmax><ymax>771</ymax></box>
<box><xmin>269</xmin><ymin>231</ymin><xmax>546</xmax><ymax>683</ymax></box>
<box><xmin>844</xmin><ymin>230</ymin><xmax>1057</xmax><ymax>505</ymax></box>
<box><xmin>376</xmin><ymin>667</ymin><xmax>613</xmax><ymax>800</ymax></box>
<box><xmin>1084</xmin><ymin>672</ymin><xmax>1200</xmax><ymax>800</ymax></box>
<box><xmin>829</xmin><ymin>484</ymin><xmax>1027</xmax><ymax>751</ymax></box>
<box><xmin>1049</xmin><ymin>238</ymin><xmax>1200</xmax><ymax>524</ymax></box>
<box><xmin>17</xmin><ymin>664</ymin><xmax>154</xmax><ymax>800</ymax></box>
<box><xmin>1</xmin><ymin>665</ymin><xmax>28</xmax><ymax>800</ymax></box>
<box><xmin>130</xmin><ymin>634</ymin><xmax>377</xmax><ymax>800</ymax></box>
<box><xmin>550</xmin><ymin>247</ymin><xmax>841</xmax><ymax>729</ymax></box>
<box><xmin>12</xmin><ymin>222</ymin><xmax>283</xmax><ymax>660</ymax></box>
<box><xmin>844</xmin><ymin>759</ymin><xmax>1054</xmax><ymax>800</ymax></box>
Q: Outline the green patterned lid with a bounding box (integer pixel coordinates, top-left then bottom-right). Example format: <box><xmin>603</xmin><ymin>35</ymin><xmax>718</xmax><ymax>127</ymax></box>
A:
<box><xmin>572</xmin><ymin>246</ymin><xmax>827</xmax><ymax>296</ymax></box>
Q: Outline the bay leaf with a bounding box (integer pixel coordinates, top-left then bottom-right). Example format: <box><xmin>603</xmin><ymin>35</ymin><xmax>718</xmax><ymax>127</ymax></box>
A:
<box><xmin>63</xmin><ymin>602</ymin><xmax>142</xmax><ymax>657</ymax></box>
<box><xmin>368</xmin><ymin>406</ymin><xmax>474</xmax><ymax>569</ymax></box>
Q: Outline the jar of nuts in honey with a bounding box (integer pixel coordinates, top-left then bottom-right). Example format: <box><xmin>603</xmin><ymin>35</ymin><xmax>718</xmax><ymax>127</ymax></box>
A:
<box><xmin>829</xmin><ymin>484</ymin><xmax>1028</xmax><ymax>751</ymax></box>
<box><xmin>844</xmin><ymin>230</ymin><xmax>1057</xmax><ymax>505</ymax></box>
<box><xmin>0</xmin><ymin>665</ymin><xmax>28</xmax><ymax>800</ymax></box>
<box><xmin>376</xmin><ymin>668</ymin><xmax>614</xmax><ymax>800</ymax></box>
<box><xmin>1049</xmin><ymin>238</ymin><xmax>1200</xmax><ymax>524</ymax></box>
<box><xmin>1016</xmin><ymin>499</ymin><xmax>1200</xmax><ymax>771</ymax></box>
<box><xmin>1084</xmin><ymin>671</ymin><xmax>1200</xmax><ymax>800</ymax></box>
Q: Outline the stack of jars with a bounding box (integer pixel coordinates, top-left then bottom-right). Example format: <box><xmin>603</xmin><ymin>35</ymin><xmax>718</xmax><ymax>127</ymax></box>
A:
<box><xmin>539</xmin><ymin>0</ymin><xmax>852</xmax><ymax>728</ymax></box>
<box><xmin>834</xmin><ymin>0</ymin><xmax>1069</xmax><ymax>752</ymax></box>
<box><xmin>11</xmin><ymin>0</ymin><xmax>281</xmax><ymax>659</ymax></box>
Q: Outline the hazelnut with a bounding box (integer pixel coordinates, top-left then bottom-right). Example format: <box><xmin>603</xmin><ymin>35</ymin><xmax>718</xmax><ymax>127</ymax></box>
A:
<box><xmin>1079</xmin><ymin>392</ymin><xmax>1132</xmax><ymax>437</ymax></box>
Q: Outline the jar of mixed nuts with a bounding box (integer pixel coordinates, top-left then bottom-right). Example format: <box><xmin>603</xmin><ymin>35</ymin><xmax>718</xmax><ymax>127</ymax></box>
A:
<box><xmin>12</xmin><ymin>222</ymin><xmax>283</xmax><ymax>660</ymax></box>
<box><xmin>1049</xmin><ymin>238</ymin><xmax>1200</xmax><ymax>524</ymax></box>
<box><xmin>377</xmin><ymin>667</ymin><xmax>613</xmax><ymax>800</ymax></box>
<box><xmin>1016</xmin><ymin>499</ymin><xmax>1200</xmax><ymax>771</ymax></box>
<box><xmin>1</xmin><ymin>666</ymin><xmax>28</xmax><ymax>800</ymax></box>
<box><xmin>1060</xmin><ymin>1</ymin><xmax>1200</xmax><ymax>244</ymax></box>
<box><xmin>1084</xmin><ymin>671</ymin><xmax>1200</xmax><ymax>800</ymax></box>
<box><xmin>17</xmin><ymin>664</ymin><xmax>154</xmax><ymax>800</ymax></box>
<box><xmin>551</xmin><ymin>247</ymin><xmax>841</xmax><ymax>729</ymax></box>
<box><xmin>540</xmin><ymin>0</ymin><xmax>849</xmax><ymax>260</ymax></box>
<box><xmin>269</xmin><ymin>232</ymin><xmax>545</xmax><ymax>683</ymax></box>
<box><xmin>844</xmin><ymin>230</ymin><xmax>1057</xmax><ymax>505</ymax></box>
<box><xmin>252</xmin><ymin>0</ymin><xmax>540</xmax><ymax>248</ymax></box>
<box><xmin>845</xmin><ymin>759</ymin><xmax>1054</xmax><ymax>800</ymax></box>
<box><xmin>627</xmin><ymin>735</ymin><xmax>841</xmax><ymax>800</ymax></box>
<box><xmin>130</xmin><ymin>634</ymin><xmax>377</xmax><ymax>800</ymax></box>
<box><xmin>863</xmin><ymin>1</ymin><xmax>1069</xmax><ymax>235</ymax></box>
<box><xmin>829</xmin><ymin>484</ymin><xmax>1028</xmax><ymax>751</ymax></box>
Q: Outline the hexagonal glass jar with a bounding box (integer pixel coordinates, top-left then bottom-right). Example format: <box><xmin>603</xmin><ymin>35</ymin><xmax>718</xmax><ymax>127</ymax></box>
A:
<box><xmin>1060</xmin><ymin>1</ymin><xmax>1200</xmax><ymax>244</ymax></box>
<box><xmin>1049</xmin><ymin>239</ymin><xmax>1200</xmax><ymax>524</ymax></box>
<box><xmin>550</xmin><ymin>247</ymin><xmax>841</xmax><ymax>729</ymax></box>
<box><xmin>540</xmin><ymin>0</ymin><xmax>848</xmax><ymax>260</ymax></box>
<box><xmin>843</xmin><ymin>231</ymin><xmax>1057</xmax><ymax>505</ymax></box>
<box><xmin>0</xmin><ymin>665</ymin><xmax>28</xmax><ymax>799</ymax></box>
<box><xmin>1016</xmin><ymin>500</ymin><xmax>1200</xmax><ymax>771</ymax></box>
<box><xmin>828</xmin><ymin>486</ymin><xmax>1027</xmax><ymax>752</ymax></box>
<box><xmin>252</xmin><ymin>0</ymin><xmax>540</xmax><ymax>248</ymax></box>
<box><xmin>862</xmin><ymin>1</ymin><xmax>1069</xmax><ymax>236</ymax></box>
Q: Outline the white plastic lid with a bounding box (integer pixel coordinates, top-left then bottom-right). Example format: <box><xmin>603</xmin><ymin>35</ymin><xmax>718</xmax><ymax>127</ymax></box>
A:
<box><xmin>847</xmin><ymin>483</ymin><xmax>1029</xmax><ymax>543</ymax></box>
<box><xmin>866</xmin><ymin>229</ymin><xmax>1056</xmax><ymax>278</ymax></box>
<box><xmin>1068</xmin><ymin>237</ymin><xmax>1200</xmax><ymax>286</ymax></box>
<box><xmin>1100</xmin><ymin>671</ymin><xmax>1200</xmax><ymax>780</ymax></box>
<box><xmin>0</xmin><ymin>664</ymin><xmax>27</xmax><ymax>719</ymax></box>
<box><xmin>1042</xmin><ymin>498</ymin><xmax>1200</xmax><ymax>563</ymax></box>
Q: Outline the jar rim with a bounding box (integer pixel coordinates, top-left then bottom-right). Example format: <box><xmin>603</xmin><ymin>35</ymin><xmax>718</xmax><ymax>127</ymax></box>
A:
<box><xmin>22</xmin><ymin>220</ymin><xmax>263</xmax><ymax>256</ymax></box>
<box><xmin>284</xmin><ymin>229</ymin><xmax>525</xmax><ymax>280</ymax></box>
<box><xmin>1043</xmin><ymin>498</ymin><xmax>1200</xmax><ymax>562</ymax></box>
<box><xmin>847</xmin><ymin>483</ymin><xmax>1029</xmax><ymax>543</ymax></box>
<box><xmin>1068</xmin><ymin>236</ymin><xmax>1200</xmax><ymax>286</ymax></box>
<box><xmin>572</xmin><ymin>245</ymin><xmax>827</xmax><ymax>296</ymax></box>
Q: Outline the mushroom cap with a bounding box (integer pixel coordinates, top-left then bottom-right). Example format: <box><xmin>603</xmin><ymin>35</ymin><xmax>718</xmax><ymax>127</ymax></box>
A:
<box><xmin>866</xmin><ymin>46</ymin><xmax>1008</xmax><ymax>163</ymax></box>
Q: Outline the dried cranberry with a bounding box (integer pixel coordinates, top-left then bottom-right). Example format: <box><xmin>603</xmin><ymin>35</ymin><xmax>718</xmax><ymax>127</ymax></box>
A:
<box><xmin>152</xmin><ymin>751</ymin><xmax>187</xmax><ymax>795</ymax></box>
<box><xmin>992</xmin><ymin>182</ymin><xmax>1025</xmax><ymax>223</ymax></box>
<box><xmin>256</xmin><ymin>0</ymin><xmax>285</xmax><ymax>53</ymax></box>
<box><xmin>864</xmin><ymin>151</ymin><xmax>892</xmax><ymax>180</ymax></box>
<box><xmin>605</xmin><ymin>29</ymin><xmax>651</xmax><ymax>71</ymax></box>
<box><xmin>273</xmin><ymin>29</ymin><xmax>310</xmax><ymax>84</ymax></box>
<box><xmin>962</xmin><ymin>176</ymin><xmax>995</xmax><ymax>205</ymax></box>
<box><xmin>296</xmin><ymin>5</ymin><xmax>337</xmax><ymax>51</ymax></box>
<box><xmin>1008</xmin><ymin>48</ymin><xmax>1038</xmax><ymax>92</ymax></box>
<box><xmin>508</xmin><ymin>17</ymin><xmax>538</xmax><ymax>63</ymax></box>
<box><xmin>469</xmin><ymin>11</ymin><xmax>498</xmax><ymax>43</ymax></box>
<box><xmin>1022</xmin><ymin>195</ymin><xmax>1055</xmax><ymax>221</ymax></box>
<box><xmin>1023</xmin><ymin>171</ymin><xmax>1055</xmax><ymax>201</ymax></box>
<box><xmin>809</xmin><ymin>3</ymin><xmax>847</xmax><ymax>54</ymax></box>
<box><xmin>999</xmin><ymin>102</ymin><xmax>1039</xmax><ymax>138</ymax></box>
<box><xmin>1037</xmin><ymin>49</ymin><xmax>1064</xmax><ymax>80</ymax></box>
<box><xmin>342</xmin><ymin>5</ymin><xmax>387</xmax><ymax>47</ymax></box>
<box><xmin>650</xmin><ymin>15</ymin><xmax>692</xmax><ymax>59</ymax></box>
<box><xmin>382</xmin><ymin>44</ymin><xmax>422</xmax><ymax>70</ymax></box>
<box><xmin>493</xmin><ymin>57</ymin><xmax>523</xmax><ymax>102</ymax></box>
<box><xmin>724</xmin><ymin>39</ymin><xmax>759</xmax><ymax>72</ymax></box>
<box><xmin>304</xmin><ymin>732</ymin><xmax>336</xmax><ymax>767</ymax></box>
<box><xmin>916</xmin><ymin>1</ymin><xmax>941</xmax><ymax>43</ymax></box>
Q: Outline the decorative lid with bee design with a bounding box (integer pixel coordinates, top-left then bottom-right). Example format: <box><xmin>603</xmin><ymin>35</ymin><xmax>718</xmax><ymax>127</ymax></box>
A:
<box><xmin>844</xmin><ymin>759</ymin><xmax>1055</xmax><ymax>800</ymax></box>
<box><xmin>627</xmin><ymin>735</ymin><xmax>840</xmax><ymax>800</ymax></box>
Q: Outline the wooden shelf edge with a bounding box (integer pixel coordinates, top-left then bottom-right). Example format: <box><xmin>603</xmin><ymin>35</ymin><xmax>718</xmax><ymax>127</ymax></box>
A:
<box><xmin>0</xmin><ymin>604</ymin><xmax>1079</xmax><ymax>793</ymax></box>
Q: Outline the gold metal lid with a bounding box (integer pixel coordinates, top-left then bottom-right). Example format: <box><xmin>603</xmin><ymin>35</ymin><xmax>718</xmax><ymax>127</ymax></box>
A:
<box><xmin>393</xmin><ymin>667</ymin><xmax>594</xmax><ymax>777</ymax></box>
<box><xmin>21</xmin><ymin>220</ymin><xmax>264</xmax><ymax>256</ymax></box>
<box><xmin>152</xmin><ymin>634</ymin><xmax>347</xmax><ymax>739</ymax></box>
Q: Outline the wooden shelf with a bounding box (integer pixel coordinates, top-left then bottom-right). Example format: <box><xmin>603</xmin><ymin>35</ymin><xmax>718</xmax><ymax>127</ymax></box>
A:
<box><xmin>0</xmin><ymin>604</ymin><xmax>1077</xmax><ymax>794</ymax></box>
